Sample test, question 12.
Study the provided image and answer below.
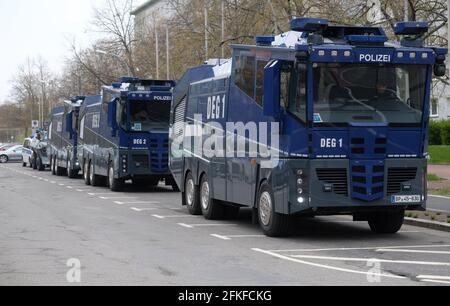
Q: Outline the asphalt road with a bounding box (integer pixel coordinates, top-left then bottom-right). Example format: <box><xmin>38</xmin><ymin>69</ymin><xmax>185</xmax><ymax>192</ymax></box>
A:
<box><xmin>1</xmin><ymin>162</ymin><xmax>450</xmax><ymax>286</ymax></box>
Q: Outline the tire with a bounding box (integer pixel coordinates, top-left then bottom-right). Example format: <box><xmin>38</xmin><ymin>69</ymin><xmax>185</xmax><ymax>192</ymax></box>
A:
<box><xmin>67</xmin><ymin>160</ymin><xmax>77</xmax><ymax>179</ymax></box>
<box><xmin>257</xmin><ymin>182</ymin><xmax>290</xmax><ymax>237</ymax></box>
<box><xmin>37</xmin><ymin>157</ymin><xmax>45</xmax><ymax>171</ymax></box>
<box><xmin>108</xmin><ymin>164</ymin><xmax>124</xmax><ymax>192</ymax></box>
<box><xmin>83</xmin><ymin>160</ymin><xmax>91</xmax><ymax>186</ymax></box>
<box><xmin>368</xmin><ymin>210</ymin><xmax>405</xmax><ymax>234</ymax></box>
<box><xmin>0</xmin><ymin>155</ymin><xmax>8</xmax><ymax>164</ymax></box>
<box><xmin>51</xmin><ymin>156</ymin><xmax>57</xmax><ymax>175</ymax></box>
<box><xmin>32</xmin><ymin>154</ymin><xmax>37</xmax><ymax>170</ymax></box>
<box><xmin>89</xmin><ymin>161</ymin><xmax>102</xmax><ymax>187</ymax></box>
<box><xmin>184</xmin><ymin>172</ymin><xmax>201</xmax><ymax>215</ymax></box>
<box><xmin>29</xmin><ymin>158</ymin><xmax>32</xmax><ymax>168</ymax></box>
<box><xmin>22</xmin><ymin>162</ymin><xmax>27</xmax><ymax>167</ymax></box>
<box><xmin>200</xmin><ymin>174</ymin><xmax>224</xmax><ymax>220</ymax></box>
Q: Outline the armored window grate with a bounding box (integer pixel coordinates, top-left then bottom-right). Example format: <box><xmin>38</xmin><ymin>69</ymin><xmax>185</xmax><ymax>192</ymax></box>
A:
<box><xmin>317</xmin><ymin>169</ymin><xmax>348</xmax><ymax>196</ymax></box>
<box><xmin>387</xmin><ymin>168</ymin><xmax>418</xmax><ymax>195</ymax></box>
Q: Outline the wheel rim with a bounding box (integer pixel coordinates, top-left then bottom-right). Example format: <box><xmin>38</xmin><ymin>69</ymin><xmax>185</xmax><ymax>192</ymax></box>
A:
<box><xmin>201</xmin><ymin>181</ymin><xmax>210</xmax><ymax>210</ymax></box>
<box><xmin>185</xmin><ymin>178</ymin><xmax>195</xmax><ymax>207</ymax></box>
<box><xmin>90</xmin><ymin>163</ymin><xmax>94</xmax><ymax>182</ymax></box>
<box><xmin>84</xmin><ymin>163</ymin><xmax>89</xmax><ymax>180</ymax></box>
<box><xmin>259</xmin><ymin>191</ymin><xmax>273</xmax><ymax>226</ymax></box>
<box><xmin>0</xmin><ymin>156</ymin><xmax>7</xmax><ymax>163</ymax></box>
<box><xmin>109</xmin><ymin>166</ymin><xmax>114</xmax><ymax>187</ymax></box>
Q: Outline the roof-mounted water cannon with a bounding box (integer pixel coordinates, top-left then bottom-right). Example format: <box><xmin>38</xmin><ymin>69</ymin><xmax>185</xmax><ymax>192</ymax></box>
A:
<box><xmin>433</xmin><ymin>48</ymin><xmax>448</xmax><ymax>77</ymax></box>
<box><xmin>290</xmin><ymin>17</ymin><xmax>329</xmax><ymax>45</ymax></box>
<box><xmin>394</xmin><ymin>21</ymin><xmax>429</xmax><ymax>48</ymax></box>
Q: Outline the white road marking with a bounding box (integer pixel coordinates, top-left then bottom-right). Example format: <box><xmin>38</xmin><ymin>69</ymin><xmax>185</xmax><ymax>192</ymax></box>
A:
<box><xmin>130</xmin><ymin>207</ymin><xmax>157</xmax><ymax>212</ymax></box>
<box><xmin>66</xmin><ymin>186</ymin><xmax>73</xmax><ymax>189</ymax></box>
<box><xmin>267</xmin><ymin>244</ymin><xmax>450</xmax><ymax>253</ymax></box>
<box><xmin>88</xmin><ymin>193</ymin><xmax>118</xmax><ymax>196</ymax></box>
<box><xmin>420</xmin><ymin>279</ymin><xmax>450</xmax><ymax>285</ymax></box>
<box><xmin>252</xmin><ymin>248</ymin><xmax>405</xmax><ymax>279</ymax></box>
<box><xmin>211</xmin><ymin>234</ymin><xmax>265</xmax><ymax>240</ymax></box>
<box><xmin>178</xmin><ymin>223</ymin><xmax>237</xmax><ymax>228</ymax></box>
<box><xmin>417</xmin><ymin>275</ymin><xmax>450</xmax><ymax>281</ymax></box>
<box><xmin>50</xmin><ymin>181</ymin><xmax>56</xmax><ymax>184</ymax></box>
<box><xmin>152</xmin><ymin>214</ymin><xmax>197</xmax><ymax>219</ymax></box>
<box><xmin>290</xmin><ymin>255</ymin><xmax>450</xmax><ymax>267</ymax></box>
<box><xmin>376</xmin><ymin>249</ymin><xmax>450</xmax><ymax>255</ymax></box>
<box><xmin>429</xmin><ymin>195</ymin><xmax>450</xmax><ymax>200</ymax></box>
<box><xmin>114</xmin><ymin>201</ymin><xmax>160</xmax><ymax>205</ymax></box>
<box><xmin>99</xmin><ymin>196</ymin><xmax>137</xmax><ymax>200</ymax></box>
<box><xmin>58</xmin><ymin>183</ymin><xmax>65</xmax><ymax>186</ymax></box>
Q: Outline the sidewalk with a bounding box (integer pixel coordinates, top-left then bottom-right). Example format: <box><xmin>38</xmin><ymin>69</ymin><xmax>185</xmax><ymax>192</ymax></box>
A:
<box><xmin>428</xmin><ymin>164</ymin><xmax>450</xmax><ymax>180</ymax></box>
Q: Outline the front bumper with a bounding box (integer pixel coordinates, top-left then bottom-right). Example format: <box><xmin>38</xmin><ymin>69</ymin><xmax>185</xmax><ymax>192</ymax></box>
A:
<box><xmin>271</xmin><ymin>158</ymin><xmax>426</xmax><ymax>215</ymax></box>
<box><xmin>118</xmin><ymin>150</ymin><xmax>170</xmax><ymax>178</ymax></box>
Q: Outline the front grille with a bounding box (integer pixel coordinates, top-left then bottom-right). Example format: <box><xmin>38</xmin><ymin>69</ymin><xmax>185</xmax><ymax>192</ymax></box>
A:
<box><xmin>387</xmin><ymin>168</ymin><xmax>417</xmax><ymax>195</ymax></box>
<box><xmin>316</xmin><ymin>169</ymin><xmax>348</xmax><ymax>196</ymax></box>
<box><xmin>132</xmin><ymin>154</ymin><xmax>149</xmax><ymax>169</ymax></box>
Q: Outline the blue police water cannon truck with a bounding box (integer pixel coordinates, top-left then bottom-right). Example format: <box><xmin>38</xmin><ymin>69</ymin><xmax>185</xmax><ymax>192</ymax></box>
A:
<box><xmin>48</xmin><ymin>96</ymin><xmax>85</xmax><ymax>178</ymax></box>
<box><xmin>169</xmin><ymin>18</ymin><xmax>448</xmax><ymax>237</ymax></box>
<box><xmin>78</xmin><ymin>77</ymin><xmax>177</xmax><ymax>191</ymax></box>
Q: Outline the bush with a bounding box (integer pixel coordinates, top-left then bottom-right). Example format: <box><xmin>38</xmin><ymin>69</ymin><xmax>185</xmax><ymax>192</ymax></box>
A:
<box><xmin>429</xmin><ymin>121</ymin><xmax>442</xmax><ymax>145</ymax></box>
<box><xmin>441</xmin><ymin>120</ymin><xmax>450</xmax><ymax>145</ymax></box>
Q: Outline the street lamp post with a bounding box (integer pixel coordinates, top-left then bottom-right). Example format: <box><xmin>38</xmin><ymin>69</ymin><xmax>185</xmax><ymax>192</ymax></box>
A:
<box><xmin>95</xmin><ymin>49</ymin><xmax>132</xmax><ymax>76</ymax></box>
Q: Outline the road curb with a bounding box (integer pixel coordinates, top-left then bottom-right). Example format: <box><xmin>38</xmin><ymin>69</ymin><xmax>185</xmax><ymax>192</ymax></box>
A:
<box><xmin>405</xmin><ymin>217</ymin><xmax>450</xmax><ymax>232</ymax></box>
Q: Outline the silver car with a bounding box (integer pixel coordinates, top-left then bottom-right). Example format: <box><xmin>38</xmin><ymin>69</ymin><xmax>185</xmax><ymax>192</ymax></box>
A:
<box><xmin>0</xmin><ymin>145</ymin><xmax>25</xmax><ymax>163</ymax></box>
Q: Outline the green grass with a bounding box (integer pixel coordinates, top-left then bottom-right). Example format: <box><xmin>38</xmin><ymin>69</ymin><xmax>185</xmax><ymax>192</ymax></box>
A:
<box><xmin>428</xmin><ymin>174</ymin><xmax>444</xmax><ymax>181</ymax></box>
<box><xmin>433</xmin><ymin>187</ymin><xmax>450</xmax><ymax>196</ymax></box>
<box><xmin>429</xmin><ymin>146</ymin><xmax>450</xmax><ymax>165</ymax></box>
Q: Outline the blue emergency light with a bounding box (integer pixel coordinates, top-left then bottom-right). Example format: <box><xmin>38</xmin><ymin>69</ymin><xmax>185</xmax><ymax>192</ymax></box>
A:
<box><xmin>119</xmin><ymin>76</ymin><xmax>140</xmax><ymax>83</ymax></box>
<box><xmin>394</xmin><ymin>22</ymin><xmax>428</xmax><ymax>36</ymax></box>
<box><xmin>290</xmin><ymin>17</ymin><xmax>328</xmax><ymax>33</ymax></box>
<box><xmin>256</xmin><ymin>36</ymin><xmax>275</xmax><ymax>46</ymax></box>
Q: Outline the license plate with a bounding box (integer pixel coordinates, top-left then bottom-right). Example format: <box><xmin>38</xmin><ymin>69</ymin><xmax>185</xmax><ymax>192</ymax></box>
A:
<box><xmin>391</xmin><ymin>195</ymin><xmax>421</xmax><ymax>204</ymax></box>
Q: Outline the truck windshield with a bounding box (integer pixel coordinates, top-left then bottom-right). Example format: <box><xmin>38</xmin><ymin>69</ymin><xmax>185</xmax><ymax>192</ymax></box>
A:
<box><xmin>313</xmin><ymin>63</ymin><xmax>427</xmax><ymax>126</ymax></box>
<box><xmin>129</xmin><ymin>101</ymin><xmax>170</xmax><ymax>132</ymax></box>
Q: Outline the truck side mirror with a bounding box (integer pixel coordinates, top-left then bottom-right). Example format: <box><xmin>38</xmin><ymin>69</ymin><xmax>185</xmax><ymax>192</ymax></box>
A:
<box><xmin>263</xmin><ymin>60</ymin><xmax>282</xmax><ymax>118</ymax></box>
<box><xmin>65</xmin><ymin>112</ymin><xmax>74</xmax><ymax>139</ymax></box>
<box><xmin>108</xmin><ymin>99</ymin><xmax>118</xmax><ymax>136</ymax></box>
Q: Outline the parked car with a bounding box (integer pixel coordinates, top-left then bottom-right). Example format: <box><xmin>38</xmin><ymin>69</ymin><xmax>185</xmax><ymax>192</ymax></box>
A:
<box><xmin>30</xmin><ymin>131</ymin><xmax>50</xmax><ymax>171</ymax></box>
<box><xmin>0</xmin><ymin>145</ymin><xmax>25</xmax><ymax>164</ymax></box>
<box><xmin>0</xmin><ymin>143</ymin><xmax>18</xmax><ymax>151</ymax></box>
<box><xmin>22</xmin><ymin>138</ymin><xmax>33</xmax><ymax>167</ymax></box>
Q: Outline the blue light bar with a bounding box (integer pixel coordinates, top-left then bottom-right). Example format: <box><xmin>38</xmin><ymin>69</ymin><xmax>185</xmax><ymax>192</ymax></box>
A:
<box><xmin>119</xmin><ymin>76</ymin><xmax>140</xmax><ymax>83</ymax></box>
<box><xmin>256</xmin><ymin>36</ymin><xmax>275</xmax><ymax>46</ymax></box>
<box><xmin>345</xmin><ymin>35</ymin><xmax>388</xmax><ymax>45</ymax></box>
<box><xmin>112</xmin><ymin>82</ymin><xmax>122</xmax><ymax>89</ymax></box>
<box><xmin>394</xmin><ymin>22</ymin><xmax>428</xmax><ymax>36</ymax></box>
<box><xmin>290</xmin><ymin>17</ymin><xmax>328</xmax><ymax>32</ymax></box>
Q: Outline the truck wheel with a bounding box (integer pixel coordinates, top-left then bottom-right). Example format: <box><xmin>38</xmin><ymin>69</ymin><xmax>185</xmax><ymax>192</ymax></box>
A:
<box><xmin>67</xmin><ymin>160</ymin><xmax>77</xmax><ymax>179</ymax></box>
<box><xmin>32</xmin><ymin>155</ymin><xmax>37</xmax><ymax>170</ymax></box>
<box><xmin>257</xmin><ymin>182</ymin><xmax>290</xmax><ymax>237</ymax></box>
<box><xmin>184</xmin><ymin>172</ymin><xmax>201</xmax><ymax>215</ymax></box>
<box><xmin>108</xmin><ymin>165</ymin><xmax>124</xmax><ymax>192</ymax></box>
<box><xmin>29</xmin><ymin>158</ymin><xmax>33</xmax><ymax>168</ymax></box>
<box><xmin>84</xmin><ymin>161</ymin><xmax>91</xmax><ymax>185</ymax></box>
<box><xmin>89</xmin><ymin>162</ymin><xmax>102</xmax><ymax>187</ymax></box>
<box><xmin>51</xmin><ymin>156</ymin><xmax>56</xmax><ymax>175</ymax></box>
<box><xmin>200</xmin><ymin>174</ymin><xmax>224</xmax><ymax>220</ymax></box>
<box><xmin>37</xmin><ymin>157</ymin><xmax>45</xmax><ymax>171</ymax></box>
<box><xmin>368</xmin><ymin>210</ymin><xmax>405</xmax><ymax>234</ymax></box>
<box><xmin>22</xmin><ymin>161</ymin><xmax>27</xmax><ymax>167</ymax></box>
<box><xmin>0</xmin><ymin>155</ymin><xmax>8</xmax><ymax>164</ymax></box>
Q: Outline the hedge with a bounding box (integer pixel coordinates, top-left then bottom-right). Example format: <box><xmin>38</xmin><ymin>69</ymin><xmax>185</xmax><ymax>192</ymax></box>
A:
<box><xmin>429</xmin><ymin>120</ymin><xmax>450</xmax><ymax>145</ymax></box>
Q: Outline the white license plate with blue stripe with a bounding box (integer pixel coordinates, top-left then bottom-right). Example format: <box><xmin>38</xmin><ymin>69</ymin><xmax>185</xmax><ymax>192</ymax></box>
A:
<box><xmin>391</xmin><ymin>195</ymin><xmax>421</xmax><ymax>204</ymax></box>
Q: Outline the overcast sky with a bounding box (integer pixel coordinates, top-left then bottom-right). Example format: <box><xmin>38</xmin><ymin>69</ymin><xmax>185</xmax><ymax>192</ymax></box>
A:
<box><xmin>0</xmin><ymin>0</ymin><xmax>145</xmax><ymax>103</ymax></box>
